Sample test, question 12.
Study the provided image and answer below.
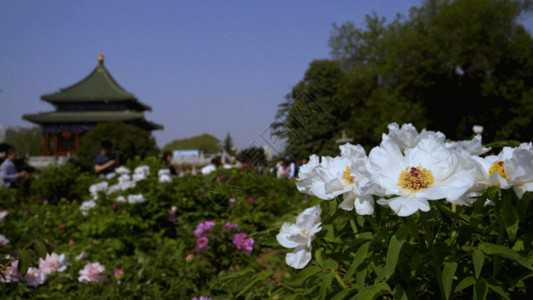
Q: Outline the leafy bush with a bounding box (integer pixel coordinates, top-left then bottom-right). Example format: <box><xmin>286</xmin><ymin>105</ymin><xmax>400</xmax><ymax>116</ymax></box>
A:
<box><xmin>73</xmin><ymin>122</ymin><xmax>158</xmax><ymax>172</ymax></box>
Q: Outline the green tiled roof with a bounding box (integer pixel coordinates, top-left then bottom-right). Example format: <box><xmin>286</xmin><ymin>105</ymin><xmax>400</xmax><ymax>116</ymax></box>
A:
<box><xmin>23</xmin><ymin>111</ymin><xmax>163</xmax><ymax>130</ymax></box>
<box><xmin>41</xmin><ymin>59</ymin><xmax>151</xmax><ymax>111</ymax></box>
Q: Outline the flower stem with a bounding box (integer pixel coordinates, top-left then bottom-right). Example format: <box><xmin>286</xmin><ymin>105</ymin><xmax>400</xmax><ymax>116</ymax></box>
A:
<box><xmin>422</xmin><ymin>213</ymin><xmax>446</xmax><ymax>300</ymax></box>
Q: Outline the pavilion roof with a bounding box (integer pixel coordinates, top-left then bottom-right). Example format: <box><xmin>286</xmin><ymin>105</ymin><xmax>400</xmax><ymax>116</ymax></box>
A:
<box><xmin>41</xmin><ymin>54</ymin><xmax>151</xmax><ymax>111</ymax></box>
<box><xmin>22</xmin><ymin>110</ymin><xmax>163</xmax><ymax>130</ymax></box>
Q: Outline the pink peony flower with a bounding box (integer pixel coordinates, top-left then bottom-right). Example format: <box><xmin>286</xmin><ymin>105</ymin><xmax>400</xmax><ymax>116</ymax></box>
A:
<box><xmin>233</xmin><ymin>233</ymin><xmax>254</xmax><ymax>253</ymax></box>
<box><xmin>186</xmin><ymin>254</ymin><xmax>194</xmax><ymax>262</ymax></box>
<box><xmin>75</xmin><ymin>252</ymin><xmax>88</xmax><ymax>261</ymax></box>
<box><xmin>192</xmin><ymin>297</ymin><xmax>212</xmax><ymax>300</ymax></box>
<box><xmin>111</xmin><ymin>203</ymin><xmax>117</xmax><ymax>210</ymax></box>
<box><xmin>59</xmin><ymin>224</ymin><xmax>67</xmax><ymax>230</ymax></box>
<box><xmin>224</xmin><ymin>222</ymin><xmax>238</xmax><ymax>230</ymax></box>
<box><xmin>78</xmin><ymin>262</ymin><xmax>106</xmax><ymax>282</ymax></box>
<box><xmin>194</xmin><ymin>221</ymin><xmax>215</xmax><ymax>237</ymax></box>
<box><xmin>0</xmin><ymin>234</ymin><xmax>9</xmax><ymax>246</ymax></box>
<box><xmin>229</xmin><ymin>198</ymin><xmax>236</xmax><ymax>204</ymax></box>
<box><xmin>23</xmin><ymin>267</ymin><xmax>47</xmax><ymax>287</ymax></box>
<box><xmin>114</xmin><ymin>268</ymin><xmax>124</xmax><ymax>279</ymax></box>
<box><xmin>245</xmin><ymin>197</ymin><xmax>254</xmax><ymax>205</ymax></box>
<box><xmin>218</xmin><ymin>173</ymin><xmax>227</xmax><ymax>180</ymax></box>
<box><xmin>0</xmin><ymin>260</ymin><xmax>22</xmax><ymax>283</ymax></box>
<box><xmin>196</xmin><ymin>236</ymin><xmax>209</xmax><ymax>249</ymax></box>
<box><xmin>39</xmin><ymin>253</ymin><xmax>68</xmax><ymax>275</ymax></box>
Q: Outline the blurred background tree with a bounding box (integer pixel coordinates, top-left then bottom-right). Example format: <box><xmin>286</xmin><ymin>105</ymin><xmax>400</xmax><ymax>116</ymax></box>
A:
<box><xmin>162</xmin><ymin>133</ymin><xmax>221</xmax><ymax>154</ymax></box>
<box><xmin>273</xmin><ymin>0</ymin><xmax>533</xmax><ymax>159</ymax></box>
<box><xmin>4</xmin><ymin>126</ymin><xmax>42</xmax><ymax>156</ymax></box>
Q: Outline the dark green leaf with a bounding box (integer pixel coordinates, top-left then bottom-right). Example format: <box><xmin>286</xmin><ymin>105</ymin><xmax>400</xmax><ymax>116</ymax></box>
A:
<box><xmin>454</xmin><ymin>276</ymin><xmax>475</xmax><ymax>293</ymax></box>
<box><xmin>474</xmin><ymin>278</ymin><xmax>488</xmax><ymax>300</ymax></box>
<box><xmin>34</xmin><ymin>240</ymin><xmax>48</xmax><ymax>260</ymax></box>
<box><xmin>502</xmin><ymin>195</ymin><xmax>519</xmax><ymax>242</ymax></box>
<box><xmin>479</xmin><ymin>243</ymin><xmax>533</xmax><ymax>270</ymax></box>
<box><xmin>381</xmin><ymin>233</ymin><xmax>405</xmax><ymax>281</ymax></box>
<box><xmin>286</xmin><ymin>266</ymin><xmax>322</xmax><ymax>286</ymax></box>
<box><xmin>318</xmin><ymin>272</ymin><xmax>335</xmax><ymax>300</ymax></box>
<box><xmin>17</xmin><ymin>249</ymin><xmax>32</xmax><ymax>276</ymax></box>
<box><xmin>323</xmin><ymin>259</ymin><xmax>339</xmax><ymax>271</ymax></box>
<box><xmin>344</xmin><ymin>241</ymin><xmax>371</xmax><ymax>282</ymax></box>
<box><xmin>472</xmin><ymin>249</ymin><xmax>485</xmax><ymax>279</ymax></box>
<box><xmin>354</xmin><ymin>282</ymin><xmax>391</xmax><ymax>300</ymax></box>
<box><xmin>486</xmin><ymin>280</ymin><xmax>510</xmax><ymax>300</ymax></box>
<box><xmin>331</xmin><ymin>288</ymin><xmax>354</xmax><ymax>300</ymax></box>
<box><xmin>442</xmin><ymin>262</ymin><xmax>457</xmax><ymax>300</ymax></box>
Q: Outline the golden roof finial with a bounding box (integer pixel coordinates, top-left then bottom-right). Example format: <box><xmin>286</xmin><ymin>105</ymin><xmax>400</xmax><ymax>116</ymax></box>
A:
<box><xmin>98</xmin><ymin>53</ymin><xmax>104</xmax><ymax>64</ymax></box>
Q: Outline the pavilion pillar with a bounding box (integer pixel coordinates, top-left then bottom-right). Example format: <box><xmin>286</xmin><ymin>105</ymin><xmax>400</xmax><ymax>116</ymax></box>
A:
<box><xmin>52</xmin><ymin>135</ymin><xmax>58</xmax><ymax>156</ymax></box>
<box><xmin>41</xmin><ymin>135</ymin><xmax>47</xmax><ymax>156</ymax></box>
<box><xmin>75</xmin><ymin>134</ymin><xmax>80</xmax><ymax>151</ymax></box>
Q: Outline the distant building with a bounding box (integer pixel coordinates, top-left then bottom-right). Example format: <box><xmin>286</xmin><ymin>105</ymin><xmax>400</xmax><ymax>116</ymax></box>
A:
<box><xmin>23</xmin><ymin>54</ymin><xmax>162</xmax><ymax>156</ymax></box>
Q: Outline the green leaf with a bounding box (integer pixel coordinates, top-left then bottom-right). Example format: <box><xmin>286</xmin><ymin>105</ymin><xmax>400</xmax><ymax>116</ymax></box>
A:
<box><xmin>516</xmin><ymin>193</ymin><xmax>532</xmax><ymax>221</ymax></box>
<box><xmin>354</xmin><ymin>282</ymin><xmax>391</xmax><ymax>300</ymax></box>
<box><xmin>344</xmin><ymin>241</ymin><xmax>371</xmax><ymax>282</ymax></box>
<box><xmin>393</xmin><ymin>284</ymin><xmax>408</xmax><ymax>300</ymax></box>
<box><xmin>454</xmin><ymin>276</ymin><xmax>475</xmax><ymax>293</ymax></box>
<box><xmin>479</xmin><ymin>243</ymin><xmax>533</xmax><ymax>270</ymax></box>
<box><xmin>380</xmin><ymin>233</ymin><xmax>406</xmax><ymax>281</ymax></box>
<box><xmin>323</xmin><ymin>259</ymin><xmax>339</xmax><ymax>271</ymax></box>
<box><xmin>486</xmin><ymin>280</ymin><xmax>510</xmax><ymax>300</ymax></box>
<box><xmin>442</xmin><ymin>262</ymin><xmax>457</xmax><ymax>300</ymax></box>
<box><xmin>34</xmin><ymin>240</ymin><xmax>48</xmax><ymax>260</ymax></box>
<box><xmin>17</xmin><ymin>249</ymin><xmax>33</xmax><ymax>276</ymax></box>
<box><xmin>318</xmin><ymin>272</ymin><xmax>336</xmax><ymax>300</ymax></box>
<box><xmin>474</xmin><ymin>278</ymin><xmax>488</xmax><ymax>300</ymax></box>
<box><xmin>502</xmin><ymin>196</ymin><xmax>519</xmax><ymax>242</ymax></box>
<box><xmin>472</xmin><ymin>249</ymin><xmax>485</xmax><ymax>279</ymax></box>
<box><xmin>286</xmin><ymin>266</ymin><xmax>322</xmax><ymax>286</ymax></box>
<box><xmin>331</xmin><ymin>288</ymin><xmax>354</xmax><ymax>300</ymax></box>
<box><xmin>235</xmin><ymin>269</ymin><xmax>273</xmax><ymax>297</ymax></box>
<box><xmin>329</xmin><ymin>199</ymin><xmax>337</xmax><ymax>215</ymax></box>
<box><xmin>486</xmin><ymin>186</ymin><xmax>500</xmax><ymax>203</ymax></box>
<box><xmin>356</xmin><ymin>269</ymin><xmax>367</xmax><ymax>291</ymax></box>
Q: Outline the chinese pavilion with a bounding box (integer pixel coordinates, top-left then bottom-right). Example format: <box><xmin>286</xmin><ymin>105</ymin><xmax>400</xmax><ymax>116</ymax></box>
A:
<box><xmin>23</xmin><ymin>54</ymin><xmax>163</xmax><ymax>156</ymax></box>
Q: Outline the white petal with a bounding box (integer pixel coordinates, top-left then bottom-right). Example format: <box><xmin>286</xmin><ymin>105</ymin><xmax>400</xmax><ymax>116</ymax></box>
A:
<box><xmin>286</xmin><ymin>246</ymin><xmax>312</xmax><ymax>269</ymax></box>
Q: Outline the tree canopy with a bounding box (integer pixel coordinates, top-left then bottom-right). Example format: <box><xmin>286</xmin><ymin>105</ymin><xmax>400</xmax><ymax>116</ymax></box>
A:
<box><xmin>272</xmin><ymin>0</ymin><xmax>533</xmax><ymax>158</ymax></box>
<box><xmin>162</xmin><ymin>133</ymin><xmax>221</xmax><ymax>154</ymax></box>
<box><xmin>4</xmin><ymin>126</ymin><xmax>42</xmax><ymax>156</ymax></box>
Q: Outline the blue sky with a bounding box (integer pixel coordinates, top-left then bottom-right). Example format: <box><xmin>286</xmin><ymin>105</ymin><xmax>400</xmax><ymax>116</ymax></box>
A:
<box><xmin>1</xmin><ymin>1</ymin><xmax>532</xmax><ymax>152</ymax></box>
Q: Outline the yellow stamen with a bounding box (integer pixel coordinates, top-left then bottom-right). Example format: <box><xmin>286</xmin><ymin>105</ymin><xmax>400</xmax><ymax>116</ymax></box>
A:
<box><xmin>398</xmin><ymin>166</ymin><xmax>434</xmax><ymax>192</ymax></box>
<box><xmin>343</xmin><ymin>166</ymin><xmax>354</xmax><ymax>185</ymax></box>
<box><xmin>488</xmin><ymin>161</ymin><xmax>507</xmax><ymax>180</ymax></box>
<box><xmin>301</xmin><ymin>231</ymin><xmax>308</xmax><ymax>236</ymax></box>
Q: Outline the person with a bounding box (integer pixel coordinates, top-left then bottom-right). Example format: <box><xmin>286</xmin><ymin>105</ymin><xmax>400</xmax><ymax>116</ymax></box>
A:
<box><xmin>161</xmin><ymin>151</ymin><xmax>178</xmax><ymax>177</ymax></box>
<box><xmin>94</xmin><ymin>140</ymin><xmax>118</xmax><ymax>177</ymax></box>
<box><xmin>201</xmin><ymin>156</ymin><xmax>222</xmax><ymax>175</ymax></box>
<box><xmin>0</xmin><ymin>147</ymin><xmax>27</xmax><ymax>188</ymax></box>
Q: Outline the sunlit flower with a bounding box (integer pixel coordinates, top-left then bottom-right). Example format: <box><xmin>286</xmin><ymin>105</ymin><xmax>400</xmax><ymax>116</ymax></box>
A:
<box><xmin>276</xmin><ymin>205</ymin><xmax>322</xmax><ymax>269</ymax></box>
<box><xmin>159</xmin><ymin>174</ymin><xmax>172</xmax><ymax>183</ymax></box>
<box><xmin>297</xmin><ymin>144</ymin><xmax>379</xmax><ymax>215</ymax></box>
<box><xmin>23</xmin><ymin>267</ymin><xmax>47</xmax><ymax>287</ymax></box>
<box><xmin>115</xmin><ymin>196</ymin><xmax>126</xmax><ymax>203</ymax></box>
<box><xmin>367</xmin><ymin>135</ymin><xmax>476</xmax><ymax>216</ymax></box>
<box><xmin>105</xmin><ymin>172</ymin><xmax>117</xmax><ymax>180</ymax></box>
<box><xmin>196</xmin><ymin>236</ymin><xmax>209</xmax><ymax>249</ymax></box>
<box><xmin>445</xmin><ymin>135</ymin><xmax>491</xmax><ymax>156</ymax></box>
<box><xmin>382</xmin><ymin>122</ymin><xmax>446</xmax><ymax>152</ymax></box>
<box><xmin>133</xmin><ymin>165</ymin><xmax>150</xmax><ymax>182</ymax></box>
<box><xmin>39</xmin><ymin>253</ymin><xmax>68</xmax><ymax>275</ymax></box>
<box><xmin>78</xmin><ymin>262</ymin><xmax>106</xmax><ymax>282</ymax></box>
<box><xmin>89</xmin><ymin>181</ymin><xmax>108</xmax><ymax>198</ymax></box>
<box><xmin>472</xmin><ymin>143</ymin><xmax>533</xmax><ymax>198</ymax></box>
<box><xmin>79</xmin><ymin>199</ymin><xmax>97</xmax><ymax>216</ymax></box>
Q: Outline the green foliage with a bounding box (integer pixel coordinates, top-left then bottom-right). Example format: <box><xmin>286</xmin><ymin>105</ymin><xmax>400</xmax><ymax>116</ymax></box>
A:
<box><xmin>5</xmin><ymin>126</ymin><xmax>42</xmax><ymax>156</ymax></box>
<box><xmin>29</xmin><ymin>163</ymin><xmax>96</xmax><ymax>203</ymax></box>
<box><xmin>236</xmin><ymin>146</ymin><xmax>267</xmax><ymax>166</ymax></box>
<box><xmin>74</xmin><ymin>122</ymin><xmax>158</xmax><ymax>172</ymax></box>
<box><xmin>223</xmin><ymin>132</ymin><xmax>235</xmax><ymax>156</ymax></box>
<box><xmin>162</xmin><ymin>133</ymin><xmax>220</xmax><ymax>154</ymax></box>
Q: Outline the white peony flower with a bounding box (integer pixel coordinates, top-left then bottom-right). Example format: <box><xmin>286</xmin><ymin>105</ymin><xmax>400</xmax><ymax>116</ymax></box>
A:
<box><xmin>127</xmin><ymin>194</ymin><xmax>145</xmax><ymax>204</ymax></box>
<box><xmin>105</xmin><ymin>172</ymin><xmax>117</xmax><ymax>180</ymax></box>
<box><xmin>472</xmin><ymin>143</ymin><xmax>533</xmax><ymax>198</ymax></box>
<box><xmin>115</xmin><ymin>196</ymin><xmax>127</xmax><ymax>203</ymax></box>
<box><xmin>115</xmin><ymin>166</ymin><xmax>131</xmax><ymax>174</ymax></box>
<box><xmin>23</xmin><ymin>267</ymin><xmax>47</xmax><ymax>287</ymax></box>
<box><xmin>80</xmin><ymin>199</ymin><xmax>97</xmax><ymax>216</ymax></box>
<box><xmin>276</xmin><ymin>205</ymin><xmax>322</xmax><ymax>269</ymax></box>
<box><xmin>382</xmin><ymin>122</ymin><xmax>446</xmax><ymax>152</ymax></box>
<box><xmin>159</xmin><ymin>174</ymin><xmax>172</xmax><ymax>183</ymax></box>
<box><xmin>296</xmin><ymin>144</ymin><xmax>379</xmax><ymax>215</ymax></box>
<box><xmin>0</xmin><ymin>234</ymin><xmax>9</xmax><ymax>246</ymax></box>
<box><xmin>89</xmin><ymin>181</ymin><xmax>108</xmax><ymax>198</ymax></box>
<box><xmin>367</xmin><ymin>135</ymin><xmax>476</xmax><ymax>216</ymax></box>
<box><xmin>445</xmin><ymin>135</ymin><xmax>491</xmax><ymax>156</ymax></box>
<box><xmin>0</xmin><ymin>210</ymin><xmax>8</xmax><ymax>222</ymax></box>
<box><xmin>158</xmin><ymin>169</ymin><xmax>170</xmax><ymax>176</ymax></box>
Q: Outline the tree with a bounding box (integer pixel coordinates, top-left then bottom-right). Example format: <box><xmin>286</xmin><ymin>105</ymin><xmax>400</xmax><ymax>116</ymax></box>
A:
<box><xmin>236</xmin><ymin>146</ymin><xmax>266</xmax><ymax>166</ymax></box>
<box><xmin>5</xmin><ymin>126</ymin><xmax>42</xmax><ymax>156</ymax></box>
<box><xmin>270</xmin><ymin>60</ymin><xmax>345</xmax><ymax>159</ymax></box>
<box><xmin>330</xmin><ymin>0</ymin><xmax>533</xmax><ymax>143</ymax></box>
<box><xmin>162</xmin><ymin>134</ymin><xmax>220</xmax><ymax>154</ymax></box>
<box><xmin>74</xmin><ymin>122</ymin><xmax>158</xmax><ymax>172</ymax></box>
<box><xmin>223</xmin><ymin>132</ymin><xmax>235</xmax><ymax>155</ymax></box>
